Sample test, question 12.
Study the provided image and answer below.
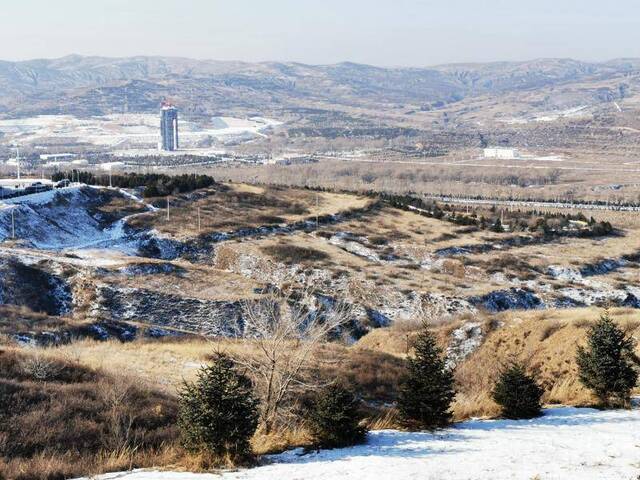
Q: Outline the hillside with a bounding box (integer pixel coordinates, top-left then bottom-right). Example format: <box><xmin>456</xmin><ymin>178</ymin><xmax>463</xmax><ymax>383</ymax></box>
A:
<box><xmin>2</xmin><ymin>180</ymin><xmax>640</xmax><ymax>478</ymax></box>
<box><xmin>0</xmin><ymin>55</ymin><xmax>638</xmax><ymax>123</ymax></box>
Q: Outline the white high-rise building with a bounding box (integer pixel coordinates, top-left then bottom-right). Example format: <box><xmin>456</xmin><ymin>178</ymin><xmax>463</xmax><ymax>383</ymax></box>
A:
<box><xmin>160</xmin><ymin>104</ymin><xmax>179</xmax><ymax>151</ymax></box>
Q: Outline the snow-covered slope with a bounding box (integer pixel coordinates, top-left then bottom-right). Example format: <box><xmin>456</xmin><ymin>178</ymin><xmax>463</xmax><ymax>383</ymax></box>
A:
<box><xmin>79</xmin><ymin>407</ymin><xmax>640</xmax><ymax>480</ymax></box>
<box><xmin>0</xmin><ymin>186</ymin><xmax>148</xmax><ymax>251</ymax></box>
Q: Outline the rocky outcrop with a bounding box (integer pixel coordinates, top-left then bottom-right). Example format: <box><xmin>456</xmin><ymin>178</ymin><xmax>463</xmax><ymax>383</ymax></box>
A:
<box><xmin>0</xmin><ymin>258</ymin><xmax>72</xmax><ymax>315</ymax></box>
<box><xmin>95</xmin><ymin>285</ymin><xmax>243</xmax><ymax>335</ymax></box>
<box><xmin>447</xmin><ymin>321</ymin><xmax>484</xmax><ymax>367</ymax></box>
<box><xmin>11</xmin><ymin>320</ymin><xmax>182</xmax><ymax>347</ymax></box>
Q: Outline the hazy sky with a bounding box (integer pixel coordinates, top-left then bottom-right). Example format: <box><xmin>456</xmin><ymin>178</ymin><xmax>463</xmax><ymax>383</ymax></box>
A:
<box><xmin>3</xmin><ymin>0</ymin><xmax>640</xmax><ymax>66</ymax></box>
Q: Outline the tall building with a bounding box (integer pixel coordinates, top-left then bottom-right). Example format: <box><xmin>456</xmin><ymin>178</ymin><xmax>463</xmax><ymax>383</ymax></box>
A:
<box><xmin>160</xmin><ymin>104</ymin><xmax>179</xmax><ymax>151</ymax></box>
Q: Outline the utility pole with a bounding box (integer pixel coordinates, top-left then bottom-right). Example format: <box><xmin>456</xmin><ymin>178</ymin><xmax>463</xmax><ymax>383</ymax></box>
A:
<box><xmin>15</xmin><ymin>147</ymin><xmax>20</xmax><ymax>180</ymax></box>
<box><xmin>166</xmin><ymin>196</ymin><xmax>170</xmax><ymax>221</ymax></box>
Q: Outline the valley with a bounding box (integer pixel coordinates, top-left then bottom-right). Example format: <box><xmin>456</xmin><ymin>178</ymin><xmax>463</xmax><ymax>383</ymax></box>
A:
<box><xmin>3</xmin><ymin>54</ymin><xmax>640</xmax><ymax>480</ymax></box>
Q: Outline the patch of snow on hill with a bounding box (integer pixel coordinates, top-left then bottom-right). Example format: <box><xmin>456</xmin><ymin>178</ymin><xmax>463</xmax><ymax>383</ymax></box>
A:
<box><xmin>0</xmin><ymin>187</ymin><xmax>151</xmax><ymax>253</ymax></box>
<box><xmin>0</xmin><ymin>114</ymin><xmax>282</xmax><ymax>148</ymax></box>
<box><xmin>77</xmin><ymin>406</ymin><xmax>640</xmax><ymax>480</ymax></box>
<box><xmin>447</xmin><ymin>321</ymin><xmax>483</xmax><ymax>366</ymax></box>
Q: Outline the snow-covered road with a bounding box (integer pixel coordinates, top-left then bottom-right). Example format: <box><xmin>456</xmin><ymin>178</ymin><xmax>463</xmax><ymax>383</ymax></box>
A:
<box><xmin>81</xmin><ymin>407</ymin><xmax>640</xmax><ymax>480</ymax></box>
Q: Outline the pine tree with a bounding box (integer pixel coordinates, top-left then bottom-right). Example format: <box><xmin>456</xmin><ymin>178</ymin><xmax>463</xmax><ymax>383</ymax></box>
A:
<box><xmin>307</xmin><ymin>383</ymin><xmax>367</xmax><ymax>449</ymax></box>
<box><xmin>178</xmin><ymin>354</ymin><xmax>259</xmax><ymax>460</ymax></box>
<box><xmin>492</xmin><ymin>363</ymin><xmax>543</xmax><ymax>419</ymax></box>
<box><xmin>398</xmin><ymin>328</ymin><xmax>456</xmax><ymax>429</ymax></box>
<box><xmin>576</xmin><ymin>312</ymin><xmax>638</xmax><ymax>408</ymax></box>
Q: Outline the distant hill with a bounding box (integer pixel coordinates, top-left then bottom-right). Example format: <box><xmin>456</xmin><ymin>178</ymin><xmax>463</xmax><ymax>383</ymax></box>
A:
<box><xmin>0</xmin><ymin>55</ymin><xmax>638</xmax><ymax>119</ymax></box>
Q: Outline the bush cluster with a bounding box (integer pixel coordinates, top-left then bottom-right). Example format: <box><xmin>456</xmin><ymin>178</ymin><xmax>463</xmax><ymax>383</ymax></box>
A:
<box><xmin>383</xmin><ymin>193</ymin><xmax>615</xmax><ymax>238</ymax></box>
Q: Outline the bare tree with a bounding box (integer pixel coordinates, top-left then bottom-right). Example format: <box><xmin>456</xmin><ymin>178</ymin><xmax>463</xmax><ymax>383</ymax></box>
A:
<box><xmin>233</xmin><ymin>286</ymin><xmax>353</xmax><ymax>434</ymax></box>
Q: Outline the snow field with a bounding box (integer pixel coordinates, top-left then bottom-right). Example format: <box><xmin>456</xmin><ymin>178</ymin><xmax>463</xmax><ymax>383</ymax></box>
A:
<box><xmin>78</xmin><ymin>407</ymin><xmax>640</xmax><ymax>480</ymax></box>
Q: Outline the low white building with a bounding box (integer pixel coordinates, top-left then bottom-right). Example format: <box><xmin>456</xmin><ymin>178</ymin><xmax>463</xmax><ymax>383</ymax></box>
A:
<box><xmin>483</xmin><ymin>147</ymin><xmax>519</xmax><ymax>160</ymax></box>
<box><xmin>99</xmin><ymin>162</ymin><xmax>125</xmax><ymax>171</ymax></box>
<box><xmin>43</xmin><ymin>159</ymin><xmax>89</xmax><ymax>168</ymax></box>
<box><xmin>39</xmin><ymin>153</ymin><xmax>77</xmax><ymax>161</ymax></box>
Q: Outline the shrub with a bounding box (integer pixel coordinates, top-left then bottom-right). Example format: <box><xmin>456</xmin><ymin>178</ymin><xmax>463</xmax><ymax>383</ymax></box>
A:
<box><xmin>397</xmin><ymin>328</ymin><xmax>456</xmax><ymax>429</ymax></box>
<box><xmin>491</xmin><ymin>218</ymin><xmax>504</xmax><ymax>233</ymax></box>
<box><xmin>492</xmin><ymin>363</ymin><xmax>543</xmax><ymax>419</ymax></box>
<box><xmin>307</xmin><ymin>383</ymin><xmax>367</xmax><ymax>449</ymax></box>
<box><xmin>576</xmin><ymin>312</ymin><xmax>638</xmax><ymax>408</ymax></box>
<box><xmin>0</xmin><ymin>348</ymin><xmax>177</xmax><ymax>478</ymax></box>
<box><xmin>368</xmin><ymin>235</ymin><xmax>389</xmax><ymax>245</ymax></box>
<box><xmin>261</xmin><ymin>244</ymin><xmax>329</xmax><ymax>264</ymax></box>
<box><xmin>19</xmin><ymin>353</ymin><xmax>63</xmax><ymax>381</ymax></box>
<box><xmin>178</xmin><ymin>354</ymin><xmax>259</xmax><ymax>461</ymax></box>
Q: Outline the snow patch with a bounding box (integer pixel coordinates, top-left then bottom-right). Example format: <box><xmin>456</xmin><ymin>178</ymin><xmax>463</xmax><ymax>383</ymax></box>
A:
<box><xmin>447</xmin><ymin>321</ymin><xmax>483</xmax><ymax>366</ymax></box>
<box><xmin>78</xmin><ymin>406</ymin><xmax>640</xmax><ymax>480</ymax></box>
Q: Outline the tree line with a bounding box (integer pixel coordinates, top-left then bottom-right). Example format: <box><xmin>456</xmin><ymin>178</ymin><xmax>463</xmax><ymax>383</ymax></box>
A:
<box><xmin>383</xmin><ymin>193</ymin><xmax>614</xmax><ymax>237</ymax></box>
<box><xmin>51</xmin><ymin>170</ymin><xmax>216</xmax><ymax>197</ymax></box>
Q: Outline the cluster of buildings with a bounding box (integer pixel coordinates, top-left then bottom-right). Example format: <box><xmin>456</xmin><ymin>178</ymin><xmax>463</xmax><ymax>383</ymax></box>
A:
<box><xmin>3</xmin><ymin>103</ymin><xmax>180</xmax><ymax>183</ymax></box>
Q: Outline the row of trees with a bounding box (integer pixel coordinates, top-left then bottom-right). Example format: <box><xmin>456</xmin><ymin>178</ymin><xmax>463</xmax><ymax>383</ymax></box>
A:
<box><xmin>177</xmin><ymin>308</ymin><xmax>638</xmax><ymax>464</ymax></box>
<box><xmin>51</xmin><ymin>170</ymin><xmax>216</xmax><ymax>197</ymax></box>
<box><xmin>384</xmin><ymin>193</ymin><xmax>615</xmax><ymax>237</ymax></box>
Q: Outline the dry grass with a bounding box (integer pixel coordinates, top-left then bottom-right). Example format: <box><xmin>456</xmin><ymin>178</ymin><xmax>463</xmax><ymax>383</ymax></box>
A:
<box><xmin>128</xmin><ymin>183</ymin><xmax>372</xmax><ymax>239</ymax></box>
<box><xmin>48</xmin><ymin>336</ymin><xmax>406</xmax><ymax>406</ymax></box>
<box><xmin>50</xmin><ymin>338</ymin><xmax>213</xmax><ymax>393</ymax></box>
<box><xmin>0</xmin><ymin>347</ymin><xmax>179</xmax><ymax>480</ymax></box>
<box><xmin>201</xmin><ymin>156</ymin><xmax>640</xmax><ymax>204</ymax></box>
<box><xmin>356</xmin><ymin>307</ymin><xmax>640</xmax><ymax>420</ymax></box>
<box><xmin>5</xmin><ymin>305</ymin><xmax>640</xmax><ymax>478</ymax></box>
<box><xmin>251</xmin><ymin>427</ymin><xmax>313</xmax><ymax>456</ymax></box>
<box><xmin>0</xmin><ymin>305</ymin><xmax>66</xmax><ymax>336</ymax></box>
<box><xmin>261</xmin><ymin>244</ymin><xmax>330</xmax><ymax>265</ymax></box>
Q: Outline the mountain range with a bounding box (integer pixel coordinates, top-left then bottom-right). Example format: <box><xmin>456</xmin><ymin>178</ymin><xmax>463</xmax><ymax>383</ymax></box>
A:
<box><xmin>0</xmin><ymin>55</ymin><xmax>639</xmax><ymax>127</ymax></box>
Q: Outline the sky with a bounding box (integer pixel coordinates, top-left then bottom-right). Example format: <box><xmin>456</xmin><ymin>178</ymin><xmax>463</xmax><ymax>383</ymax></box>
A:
<box><xmin>2</xmin><ymin>0</ymin><xmax>640</xmax><ymax>66</ymax></box>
